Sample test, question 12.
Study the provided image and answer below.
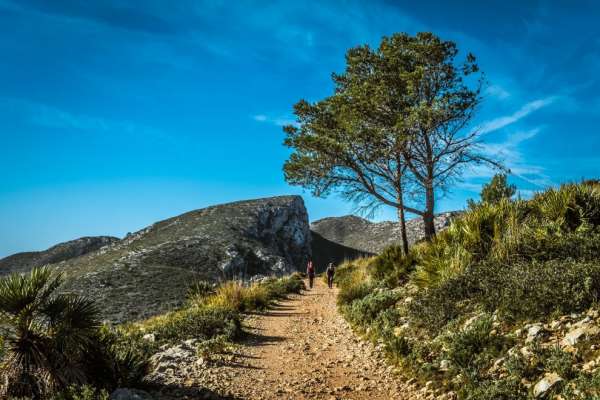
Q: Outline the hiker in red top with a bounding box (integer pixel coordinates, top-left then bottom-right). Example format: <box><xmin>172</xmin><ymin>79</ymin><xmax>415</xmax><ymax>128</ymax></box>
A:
<box><xmin>306</xmin><ymin>259</ymin><xmax>315</xmax><ymax>289</ymax></box>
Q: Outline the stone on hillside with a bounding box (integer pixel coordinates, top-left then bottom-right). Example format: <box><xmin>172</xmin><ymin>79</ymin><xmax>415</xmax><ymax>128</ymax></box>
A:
<box><xmin>561</xmin><ymin>323</ymin><xmax>600</xmax><ymax>347</ymax></box>
<box><xmin>526</xmin><ymin>323</ymin><xmax>545</xmax><ymax>343</ymax></box>
<box><xmin>533</xmin><ymin>373</ymin><xmax>562</xmax><ymax>398</ymax></box>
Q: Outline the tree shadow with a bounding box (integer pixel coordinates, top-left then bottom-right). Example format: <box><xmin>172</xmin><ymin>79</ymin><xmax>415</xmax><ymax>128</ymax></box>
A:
<box><xmin>242</xmin><ymin>330</ymin><xmax>287</xmax><ymax>347</ymax></box>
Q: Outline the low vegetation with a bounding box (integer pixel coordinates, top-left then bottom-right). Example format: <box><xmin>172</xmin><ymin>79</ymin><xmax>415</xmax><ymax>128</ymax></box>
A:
<box><xmin>0</xmin><ymin>267</ymin><xmax>305</xmax><ymax>399</ymax></box>
<box><xmin>334</xmin><ymin>181</ymin><xmax>600</xmax><ymax>399</ymax></box>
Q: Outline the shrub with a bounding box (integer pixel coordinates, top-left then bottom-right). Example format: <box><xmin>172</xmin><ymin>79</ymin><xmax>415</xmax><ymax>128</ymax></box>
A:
<box><xmin>458</xmin><ymin>378</ymin><xmax>526</xmax><ymax>400</ymax></box>
<box><xmin>444</xmin><ymin>314</ymin><xmax>513</xmax><ymax>380</ymax></box>
<box><xmin>410</xmin><ymin>259</ymin><xmax>600</xmax><ymax>331</ymax></box>
<box><xmin>345</xmin><ymin>289</ymin><xmax>401</xmax><ymax>327</ymax></box>
<box><xmin>207</xmin><ymin>281</ymin><xmax>247</xmax><ymax>311</ymax></box>
<box><xmin>0</xmin><ymin>268</ymin><xmax>102</xmax><ymax>398</ymax></box>
<box><xmin>241</xmin><ymin>284</ymin><xmax>271</xmax><ymax>310</ymax></box>
<box><xmin>196</xmin><ymin>334</ymin><xmax>231</xmax><ymax>360</ymax></box>
<box><xmin>93</xmin><ymin>325</ymin><xmax>153</xmax><ymax>388</ymax></box>
<box><xmin>370</xmin><ymin>245</ymin><xmax>415</xmax><ymax>287</ymax></box>
<box><xmin>52</xmin><ymin>385</ymin><xmax>109</xmax><ymax>400</ymax></box>
<box><xmin>261</xmin><ymin>274</ymin><xmax>305</xmax><ymax>299</ymax></box>
<box><xmin>187</xmin><ymin>280</ymin><xmax>215</xmax><ymax>301</ymax></box>
<box><xmin>338</xmin><ymin>281</ymin><xmax>374</xmax><ymax>307</ymax></box>
<box><xmin>140</xmin><ymin>305</ymin><xmax>241</xmax><ymax>344</ymax></box>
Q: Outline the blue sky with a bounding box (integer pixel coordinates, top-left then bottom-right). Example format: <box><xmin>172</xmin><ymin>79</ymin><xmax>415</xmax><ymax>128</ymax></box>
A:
<box><xmin>1</xmin><ymin>0</ymin><xmax>599</xmax><ymax>257</ymax></box>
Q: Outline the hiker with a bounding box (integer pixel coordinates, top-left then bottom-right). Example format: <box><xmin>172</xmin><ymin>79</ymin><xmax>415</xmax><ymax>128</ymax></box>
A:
<box><xmin>326</xmin><ymin>262</ymin><xmax>335</xmax><ymax>289</ymax></box>
<box><xmin>306</xmin><ymin>259</ymin><xmax>315</xmax><ymax>289</ymax></box>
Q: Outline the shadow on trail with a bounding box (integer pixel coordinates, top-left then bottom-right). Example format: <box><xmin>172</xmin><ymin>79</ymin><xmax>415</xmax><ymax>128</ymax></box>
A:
<box><xmin>242</xmin><ymin>330</ymin><xmax>286</xmax><ymax>347</ymax></box>
<box><xmin>258</xmin><ymin>311</ymin><xmax>308</xmax><ymax>317</ymax></box>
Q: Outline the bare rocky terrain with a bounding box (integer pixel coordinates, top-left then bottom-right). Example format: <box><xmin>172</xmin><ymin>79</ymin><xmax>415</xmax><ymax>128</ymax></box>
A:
<box><xmin>311</xmin><ymin>212</ymin><xmax>459</xmax><ymax>254</ymax></box>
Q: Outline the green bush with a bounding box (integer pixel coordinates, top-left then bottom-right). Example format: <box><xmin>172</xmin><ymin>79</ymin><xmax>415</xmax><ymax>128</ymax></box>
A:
<box><xmin>458</xmin><ymin>378</ymin><xmax>526</xmax><ymax>400</ymax></box>
<box><xmin>370</xmin><ymin>245</ymin><xmax>415</xmax><ymax>287</ymax></box>
<box><xmin>262</xmin><ymin>274</ymin><xmax>305</xmax><ymax>299</ymax></box>
<box><xmin>337</xmin><ymin>281</ymin><xmax>374</xmax><ymax>307</ymax></box>
<box><xmin>144</xmin><ymin>305</ymin><xmax>241</xmax><ymax>344</ymax></box>
<box><xmin>196</xmin><ymin>334</ymin><xmax>231</xmax><ymax>360</ymax></box>
<box><xmin>410</xmin><ymin>258</ymin><xmax>600</xmax><ymax>331</ymax></box>
<box><xmin>93</xmin><ymin>326</ymin><xmax>153</xmax><ymax>388</ymax></box>
<box><xmin>187</xmin><ymin>280</ymin><xmax>215</xmax><ymax>300</ymax></box>
<box><xmin>345</xmin><ymin>289</ymin><xmax>400</xmax><ymax>327</ymax></box>
<box><xmin>444</xmin><ymin>314</ymin><xmax>513</xmax><ymax>380</ymax></box>
<box><xmin>52</xmin><ymin>385</ymin><xmax>109</xmax><ymax>400</ymax></box>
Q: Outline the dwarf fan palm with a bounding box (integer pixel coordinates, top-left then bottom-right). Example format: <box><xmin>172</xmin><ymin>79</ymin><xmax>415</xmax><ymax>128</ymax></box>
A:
<box><xmin>0</xmin><ymin>267</ymin><xmax>100</xmax><ymax>398</ymax></box>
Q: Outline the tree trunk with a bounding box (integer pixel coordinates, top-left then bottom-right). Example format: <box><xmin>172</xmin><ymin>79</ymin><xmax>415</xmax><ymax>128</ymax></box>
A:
<box><xmin>396</xmin><ymin>172</ymin><xmax>410</xmax><ymax>255</ymax></box>
<box><xmin>423</xmin><ymin>182</ymin><xmax>436</xmax><ymax>240</ymax></box>
<box><xmin>397</xmin><ymin>204</ymin><xmax>409</xmax><ymax>255</ymax></box>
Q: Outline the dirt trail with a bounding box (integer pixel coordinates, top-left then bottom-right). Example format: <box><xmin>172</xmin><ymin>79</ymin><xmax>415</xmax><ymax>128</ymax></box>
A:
<box><xmin>189</xmin><ymin>279</ymin><xmax>424</xmax><ymax>399</ymax></box>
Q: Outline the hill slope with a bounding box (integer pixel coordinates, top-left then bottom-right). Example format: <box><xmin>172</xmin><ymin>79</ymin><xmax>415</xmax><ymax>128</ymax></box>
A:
<box><xmin>0</xmin><ymin>236</ymin><xmax>119</xmax><ymax>275</ymax></box>
<box><xmin>311</xmin><ymin>212</ymin><xmax>459</xmax><ymax>254</ymax></box>
<box><xmin>34</xmin><ymin>196</ymin><xmax>311</xmax><ymax>323</ymax></box>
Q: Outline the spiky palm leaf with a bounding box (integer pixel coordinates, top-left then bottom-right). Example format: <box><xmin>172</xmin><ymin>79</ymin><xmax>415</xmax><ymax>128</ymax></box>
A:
<box><xmin>0</xmin><ymin>267</ymin><xmax>100</xmax><ymax>398</ymax></box>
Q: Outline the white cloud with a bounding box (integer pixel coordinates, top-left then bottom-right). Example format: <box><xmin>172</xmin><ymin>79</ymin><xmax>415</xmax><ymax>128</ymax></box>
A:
<box><xmin>469</xmin><ymin>127</ymin><xmax>554</xmax><ymax>188</ymax></box>
<box><xmin>485</xmin><ymin>84</ymin><xmax>510</xmax><ymax>100</ymax></box>
<box><xmin>252</xmin><ymin>113</ymin><xmax>296</xmax><ymax>127</ymax></box>
<box><xmin>0</xmin><ymin>96</ymin><xmax>167</xmax><ymax>141</ymax></box>
<box><xmin>478</xmin><ymin>96</ymin><xmax>557</xmax><ymax>135</ymax></box>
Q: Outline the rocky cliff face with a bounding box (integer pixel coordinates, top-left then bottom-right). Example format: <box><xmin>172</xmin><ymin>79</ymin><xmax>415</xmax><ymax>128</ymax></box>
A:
<box><xmin>0</xmin><ymin>236</ymin><xmax>119</xmax><ymax>276</ymax></box>
<box><xmin>39</xmin><ymin>196</ymin><xmax>311</xmax><ymax>323</ymax></box>
<box><xmin>311</xmin><ymin>212</ymin><xmax>459</xmax><ymax>255</ymax></box>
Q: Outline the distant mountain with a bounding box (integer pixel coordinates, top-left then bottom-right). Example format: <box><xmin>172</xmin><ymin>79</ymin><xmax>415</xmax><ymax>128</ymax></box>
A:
<box><xmin>0</xmin><ymin>236</ymin><xmax>119</xmax><ymax>276</ymax></box>
<box><xmin>40</xmin><ymin>196</ymin><xmax>311</xmax><ymax>323</ymax></box>
<box><xmin>311</xmin><ymin>212</ymin><xmax>460</xmax><ymax>255</ymax></box>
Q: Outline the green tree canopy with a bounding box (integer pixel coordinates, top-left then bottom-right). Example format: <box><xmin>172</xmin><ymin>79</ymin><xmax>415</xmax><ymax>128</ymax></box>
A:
<box><xmin>480</xmin><ymin>173</ymin><xmax>517</xmax><ymax>204</ymax></box>
<box><xmin>283</xmin><ymin>32</ymin><xmax>501</xmax><ymax>242</ymax></box>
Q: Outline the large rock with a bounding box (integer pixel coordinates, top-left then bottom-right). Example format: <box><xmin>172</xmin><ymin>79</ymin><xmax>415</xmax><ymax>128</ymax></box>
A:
<box><xmin>0</xmin><ymin>236</ymin><xmax>119</xmax><ymax>276</ymax></box>
<box><xmin>43</xmin><ymin>196</ymin><xmax>311</xmax><ymax>323</ymax></box>
<box><xmin>311</xmin><ymin>212</ymin><xmax>459</xmax><ymax>255</ymax></box>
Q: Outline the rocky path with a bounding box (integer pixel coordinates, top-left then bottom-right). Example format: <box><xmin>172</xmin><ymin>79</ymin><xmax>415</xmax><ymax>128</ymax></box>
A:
<box><xmin>170</xmin><ymin>279</ymin><xmax>424</xmax><ymax>400</ymax></box>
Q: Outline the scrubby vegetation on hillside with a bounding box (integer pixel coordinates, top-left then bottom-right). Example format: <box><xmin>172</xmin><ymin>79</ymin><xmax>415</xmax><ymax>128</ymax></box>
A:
<box><xmin>335</xmin><ymin>181</ymin><xmax>600</xmax><ymax>399</ymax></box>
<box><xmin>0</xmin><ymin>268</ymin><xmax>304</xmax><ymax>399</ymax></box>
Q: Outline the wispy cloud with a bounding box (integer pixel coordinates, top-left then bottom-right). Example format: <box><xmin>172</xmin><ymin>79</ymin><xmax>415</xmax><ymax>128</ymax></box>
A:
<box><xmin>252</xmin><ymin>113</ymin><xmax>296</xmax><ymax>127</ymax></box>
<box><xmin>478</xmin><ymin>96</ymin><xmax>556</xmax><ymax>134</ymax></box>
<box><xmin>485</xmin><ymin>84</ymin><xmax>510</xmax><ymax>100</ymax></box>
<box><xmin>472</xmin><ymin>127</ymin><xmax>554</xmax><ymax>188</ymax></box>
<box><xmin>0</xmin><ymin>96</ymin><xmax>167</xmax><ymax>140</ymax></box>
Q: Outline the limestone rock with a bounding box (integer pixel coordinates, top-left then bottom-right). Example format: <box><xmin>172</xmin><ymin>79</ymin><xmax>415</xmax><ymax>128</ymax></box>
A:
<box><xmin>533</xmin><ymin>373</ymin><xmax>562</xmax><ymax>398</ymax></box>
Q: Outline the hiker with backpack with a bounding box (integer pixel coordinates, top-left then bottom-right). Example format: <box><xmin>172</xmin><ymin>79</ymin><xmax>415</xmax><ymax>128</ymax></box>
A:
<box><xmin>326</xmin><ymin>262</ymin><xmax>335</xmax><ymax>289</ymax></box>
<box><xmin>306</xmin><ymin>259</ymin><xmax>315</xmax><ymax>289</ymax></box>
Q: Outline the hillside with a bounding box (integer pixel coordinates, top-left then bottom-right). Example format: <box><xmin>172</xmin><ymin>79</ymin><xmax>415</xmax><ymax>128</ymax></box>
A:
<box><xmin>311</xmin><ymin>212</ymin><xmax>458</xmax><ymax>254</ymax></box>
<box><xmin>334</xmin><ymin>182</ymin><xmax>600</xmax><ymax>400</ymax></box>
<box><xmin>41</xmin><ymin>196</ymin><xmax>311</xmax><ymax>323</ymax></box>
<box><xmin>0</xmin><ymin>236</ymin><xmax>119</xmax><ymax>276</ymax></box>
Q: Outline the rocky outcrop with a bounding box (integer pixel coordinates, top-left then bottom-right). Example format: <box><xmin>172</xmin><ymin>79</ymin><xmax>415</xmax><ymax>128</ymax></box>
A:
<box><xmin>50</xmin><ymin>196</ymin><xmax>310</xmax><ymax>323</ymax></box>
<box><xmin>0</xmin><ymin>236</ymin><xmax>119</xmax><ymax>276</ymax></box>
<box><xmin>311</xmin><ymin>212</ymin><xmax>459</xmax><ymax>255</ymax></box>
